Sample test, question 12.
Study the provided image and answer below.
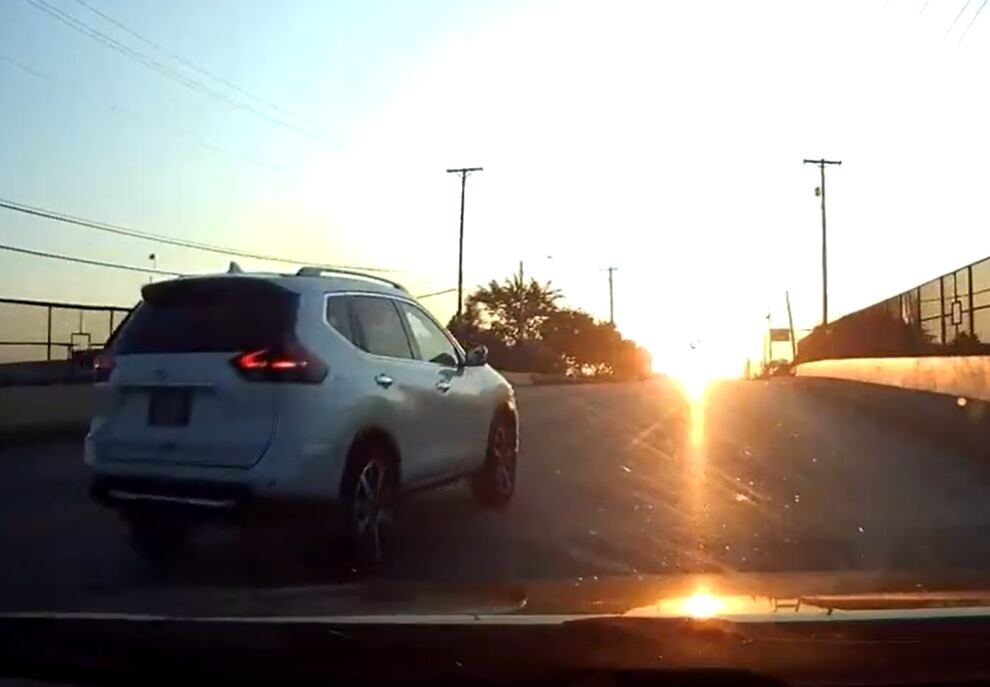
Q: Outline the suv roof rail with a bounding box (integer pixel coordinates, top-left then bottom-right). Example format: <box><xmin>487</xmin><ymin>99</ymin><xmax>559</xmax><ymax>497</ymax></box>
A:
<box><xmin>295</xmin><ymin>266</ymin><xmax>406</xmax><ymax>291</ymax></box>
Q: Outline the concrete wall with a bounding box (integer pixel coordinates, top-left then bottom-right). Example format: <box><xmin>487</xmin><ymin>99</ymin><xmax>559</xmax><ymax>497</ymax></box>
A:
<box><xmin>0</xmin><ymin>384</ymin><xmax>96</xmax><ymax>438</ymax></box>
<box><xmin>796</xmin><ymin>355</ymin><xmax>990</xmax><ymax>403</ymax></box>
<box><xmin>0</xmin><ymin>360</ymin><xmax>94</xmax><ymax>386</ymax></box>
<box><xmin>794</xmin><ymin>356</ymin><xmax>990</xmax><ymax>456</ymax></box>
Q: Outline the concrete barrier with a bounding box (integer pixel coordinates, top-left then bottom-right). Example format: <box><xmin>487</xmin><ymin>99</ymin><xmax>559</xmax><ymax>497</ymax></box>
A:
<box><xmin>796</xmin><ymin>356</ymin><xmax>990</xmax><ymax>403</ymax></box>
<box><xmin>501</xmin><ymin>372</ymin><xmax>534</xmax><ymax>386</ymax></box>
<box><xmin>0</xmin><ymin>384</ymin><xmax>95</xmax><ymax>440</ymax></box>
<box><xmin>793</xmin><ymin>356</ymin><xmax>990</xmax><ymax>456</ymax></box>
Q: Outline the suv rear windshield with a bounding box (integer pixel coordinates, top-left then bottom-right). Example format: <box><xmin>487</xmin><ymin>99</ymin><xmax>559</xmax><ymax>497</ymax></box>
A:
<box><xmin>113</xmin><ymin>278</ymin><xmax>298</xmax><ymax>354</ymax></box>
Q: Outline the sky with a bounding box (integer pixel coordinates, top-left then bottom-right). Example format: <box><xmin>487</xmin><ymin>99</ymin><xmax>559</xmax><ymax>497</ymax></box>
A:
<box><xmin>1</xmin><ymin>0</ymin><xmax>989</xmax><ymax>376</ymax></box>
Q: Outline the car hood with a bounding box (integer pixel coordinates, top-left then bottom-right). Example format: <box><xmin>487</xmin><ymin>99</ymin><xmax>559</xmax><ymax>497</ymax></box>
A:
<box><xmin>11</xmin><ymin>569</ymin><xmax>990</xmax><ymax>621</ymax></box>
<box><xmin>10</xmin><ymin>571</ymin><xmax>990</xmax><ymax>685</ymax></box>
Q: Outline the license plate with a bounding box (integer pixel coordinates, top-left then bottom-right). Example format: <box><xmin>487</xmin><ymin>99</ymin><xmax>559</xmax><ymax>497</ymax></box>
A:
<box><xmin>147</xmin><ymin>389</ymin><xmax>192</xmax><ymax>427</ymax></box>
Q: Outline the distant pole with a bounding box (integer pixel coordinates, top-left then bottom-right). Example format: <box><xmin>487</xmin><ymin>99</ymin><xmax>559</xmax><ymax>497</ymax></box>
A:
<box><xmin>517</xmin><ymin>260</ymin><xmax>525</xmax><ymax>342</ymax></box>
<box><xmin>785</xmin><ymin>290</ymin><xmax>797</xmax><ymax>360</ymax></box>
<box><xmin>605</xmin><ymin>266</ymin><xmax>617</xmax><ymax>324</ymax></box>
<box><xmin>803</xmin><ymin>158</ymin><xmax>842</xmax><ymax>325</ymax></box>
<box><xmin>148</xmin><ymin>253</ymin><xmax>157</xmax><ymax>284</ymax></box>
<box><xmin>446</xmin><ymin>167</ymin><xmax>483</xmax><ymax>319</ymax></box>
<box><xmin>765</xmin><ymin>311</ymin><xmax>772</xmax><ymax>368</ymax></box>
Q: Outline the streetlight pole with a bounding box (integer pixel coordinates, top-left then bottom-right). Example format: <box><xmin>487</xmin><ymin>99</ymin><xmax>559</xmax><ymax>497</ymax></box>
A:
<box><xmin>803</xmin><ymin>158</ymin><xmax>841</xmax><ymax>325</ymax></box>
<box><xmin>446</xmin><ymin>167</ymin><xmax>483</xmax><ymax>319</ymax></box>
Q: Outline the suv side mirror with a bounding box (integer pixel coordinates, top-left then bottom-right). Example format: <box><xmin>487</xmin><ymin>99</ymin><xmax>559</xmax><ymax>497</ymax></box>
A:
<box><xmin>465</xmin><ymin>345</ymin><xmax>488</xmax><ymax>367</ymax></box>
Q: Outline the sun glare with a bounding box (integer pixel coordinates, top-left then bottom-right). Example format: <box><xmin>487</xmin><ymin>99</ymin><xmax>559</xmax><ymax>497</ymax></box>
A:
<box><xmin>680</xmin><ymin>590</ymin><xmax>725</xmax><ymax>619</ymax></box>
<box><xmin>677</xmin><ymin>368</ymin><xmax>712</xmax><ymax>402</ymax></box>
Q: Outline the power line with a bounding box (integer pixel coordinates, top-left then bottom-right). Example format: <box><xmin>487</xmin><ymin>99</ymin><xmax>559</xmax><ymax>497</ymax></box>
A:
<box><xmin>70</xmin><ymin>0</ymin><xmax>314</xmax><ymax>127</ymax></box>
<box><xmin>0</xmin><ymin>238</ymin><xmax>457</xmax><ymax>297</ymax></box>
<box><xmin>0</xmin><ymin>53</ymin><xmax>285</xmax><ymax>173</ymax></box>
<box><xmin>0</xmin><ymin>197</ymin><xmax>405</xmax><ymax>273</ymax></box>
<box><xmin>415</xmin><ymin>287</ymin><xmax>457</xmax><ymax>299</ymax></box>
<box><xmin>946</xmin><ymin>0</ymin><xmax>972</xmax><ymax>34</ymax></box>
<box><xmin>959</xmin><ymin>0</ymin><xmax>988</xmax><ymax>40</ymax></box>
<box><xmin>22</xmin><ymin>0</ymin><xmax>329</xmax><ymax>143</ymax></box>
<box><xmin>0</xmin><ymin>240</ymin><xmax>183</xmax><ymax>276</ymax></box>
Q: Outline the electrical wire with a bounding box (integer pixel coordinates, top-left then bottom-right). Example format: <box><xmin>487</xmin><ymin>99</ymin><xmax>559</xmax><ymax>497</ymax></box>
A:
<box><xmin>415</xmin><ymin>288</ymin><xmax>457</xmax><ymax>299</ymax></box>
<box><xmin>0</xmin><ymin>54</ymin><xmax>285</xmax><ymax>173</ymax></box>
<box><xmin>946</xmin><ymin>0</ymin><xmax>973</xmax><ymax>35</ymax></box>
<box><xmin>0</xmin><ymin>198</ymin><xmax>405</xmax><ymax>273</ymax></box>
<box><xmin>959</xmin><ymin>0</ymin><xmax>988</xmax><ymax>41</ymax></box>
<box><xmin>0</xmin><ymin>241</ymin><xmax>182</xmax><ymax>276</ymax></box>
<box><xmin>23</xmin><ymin>0</ymin><xmax>329</xmax><ymax>142</ymax></box>
<box><xmin>0</xmin><ymin>239</ymin><xmax>455</xmax><ymax>300</ymax></box>
<box><xmin>70</xmin><ymin>0</ymin><xmax>314</xmax><ymax>126</ymax></box>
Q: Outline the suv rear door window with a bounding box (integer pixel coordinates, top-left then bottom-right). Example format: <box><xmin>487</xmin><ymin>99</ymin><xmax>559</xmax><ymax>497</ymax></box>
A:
<box><xmin>398</xmin><ymin>302</ymin><xmax>459</xmax><ymax>367</ymax></box>
<box><xmin>113</xmin><ymin>278</ymin><xmax>297</xmax><ymax>354</ymax></box>
<box><xmin>325</xmin><ymin>295</ymin><xmax>358</xmax><ymax>346</ymax></box>
<box><xmin>351</xmin><ymin>296</ymin><xmax>414</xmax><ymax>359</ymax></box>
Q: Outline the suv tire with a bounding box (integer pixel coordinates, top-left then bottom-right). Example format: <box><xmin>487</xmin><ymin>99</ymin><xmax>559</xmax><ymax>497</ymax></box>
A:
<box><xmin>341</xmin><ymin>440</ymin><xmax>397</xmax><ymax>565</ymax></box>
<box><xmin>470</xmin><ymin>414</ymin><xmax>517</xmax><ymax>508</ymax></box>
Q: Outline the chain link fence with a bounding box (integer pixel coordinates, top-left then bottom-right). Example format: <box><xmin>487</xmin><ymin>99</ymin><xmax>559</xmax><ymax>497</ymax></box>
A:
<box><xmin>798</xmin><ymin>255</ymin><xmax>990</xmax><ymax>362</ymax></box>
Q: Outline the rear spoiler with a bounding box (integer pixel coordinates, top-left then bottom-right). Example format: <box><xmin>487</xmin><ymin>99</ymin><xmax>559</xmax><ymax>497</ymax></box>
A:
<box><xmin>140</xmin><ymin>277</ymin><xmax>294</xmax><ymax>306</ymax></box>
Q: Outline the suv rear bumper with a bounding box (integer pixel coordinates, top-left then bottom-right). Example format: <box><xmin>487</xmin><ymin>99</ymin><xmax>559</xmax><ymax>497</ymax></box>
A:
<box><xmin>90</xmin><ymin>475</ymin><xmax>337</xmax><ymax>524</ymax></box>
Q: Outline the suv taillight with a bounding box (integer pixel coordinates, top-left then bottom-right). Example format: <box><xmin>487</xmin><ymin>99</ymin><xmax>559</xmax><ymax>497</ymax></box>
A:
<box><xmin>93</xmin><ymin>352</ymin><xmax>115</xmax><ymax>383</ymax></box>
<box><xmin>230</xmin><ymin>343</ymin><xmax>327</xmax><ymax>383</ymax></box>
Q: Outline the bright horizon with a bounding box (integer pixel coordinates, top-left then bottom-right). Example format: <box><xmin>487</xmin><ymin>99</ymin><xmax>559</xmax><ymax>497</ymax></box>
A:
<box><xmin>2</xmin><ymin>0</ymin><xmax>990</xmax><ymax>379</ymax></box>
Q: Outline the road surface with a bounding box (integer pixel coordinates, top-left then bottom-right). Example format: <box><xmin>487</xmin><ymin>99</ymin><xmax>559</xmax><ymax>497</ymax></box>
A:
<box><xmin>4</xmin><ymin>378</ymin><xmax>990</xmax><ymax>611</ymax></box>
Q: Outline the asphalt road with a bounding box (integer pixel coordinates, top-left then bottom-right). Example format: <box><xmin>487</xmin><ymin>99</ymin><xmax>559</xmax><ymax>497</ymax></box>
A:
<box><xmin>4</xmin><ymin>378</ymin><xmax>990</xmax><ymax>612</ymax></box>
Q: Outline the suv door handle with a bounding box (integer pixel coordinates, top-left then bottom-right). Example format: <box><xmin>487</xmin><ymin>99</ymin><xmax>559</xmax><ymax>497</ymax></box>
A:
<box><xmin>375</xmin><ymin>373</ymin><xmax>393</xmax><ymax>389</ymax></box>
<box><xmin>435</xmin><ymin>381</ymin><xmax>451</xmax><ymax>393</ymax></box>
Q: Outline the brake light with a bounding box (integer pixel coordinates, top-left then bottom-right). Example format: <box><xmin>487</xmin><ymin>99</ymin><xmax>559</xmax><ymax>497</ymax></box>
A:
<box><xmin>231</xmin><ymin>344</ymin><xmax>327</xmax><ymax>383</ymax></box>
<box><xmin>93</xmin><ymin>352</ymin><xmax>115</xmax><ymax>383</ymax></box>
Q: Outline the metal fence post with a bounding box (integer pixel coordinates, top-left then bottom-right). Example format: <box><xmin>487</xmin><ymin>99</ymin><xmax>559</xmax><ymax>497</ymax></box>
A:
<box><xmin>939</xmin><ymin>277</ymin><xmax>946</xmax><ymax>345</ymax></box>
<box><xmin>969</xmin><ymin>265</ymin><xmax>975</xmax><ymax>337</ymax></box>
<box><xmin>915</xmin><ymin>287</ymin><xmax>922</xmax><ymax>346</ymax></box>
<box><xmin>46</xmin><ymin>305</ymin><xmax>52</xmax><ymax>361</ymax></box>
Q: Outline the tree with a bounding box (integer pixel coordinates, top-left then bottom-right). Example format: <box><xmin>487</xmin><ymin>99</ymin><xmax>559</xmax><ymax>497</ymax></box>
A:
<box><xmin>447</xmin><ymin>272</ymin><xmax>650</xmax><ymax>379</ymax></box>
<box><xmin>540</xmin><ymin>308</ymin><xmax>611</xmax><ymax>374</ymax></box>
<box><xmin>466</xmin><ymin>275</ymin><xmax>561</xmax><ymax>346</ymax></box>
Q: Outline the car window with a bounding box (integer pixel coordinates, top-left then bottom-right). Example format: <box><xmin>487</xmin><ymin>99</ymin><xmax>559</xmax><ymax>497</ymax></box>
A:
<box><xmin>350</xmin><ymin>295</ymin><xmax>413</xmax><ymax>359</ymax></box>
<box><xmin>114</xmin><ymin>278</ymin><xmax>297</xmax><ymax>354</ymax></box>
<box><xmin>399</xmin><ymin>302</ymin><xmax>459</xmax><ymax>367</ymax></box>
<box><xmin>325</xmin><ymin>295</ymin><xmax>358</xmax><ymax>346</ymax></box>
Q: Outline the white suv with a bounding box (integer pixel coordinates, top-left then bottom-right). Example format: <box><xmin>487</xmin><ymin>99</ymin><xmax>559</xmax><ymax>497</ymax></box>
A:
<box><xmin>85</xmin><ymin>265</ymin><xmax>518</xmax><ymax>563</ymax></box>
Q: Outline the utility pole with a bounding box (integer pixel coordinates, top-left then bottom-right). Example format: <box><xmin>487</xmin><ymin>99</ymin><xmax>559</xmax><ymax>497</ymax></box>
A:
<box><xmin>764</xmin><ymin>310</ymin><xmax>772</xmax><ymax>370</ymax></box>
<box><xmin>605</xmin><ymin>267</ymin><xmax>617</xmax><ymax>324</ymax></box>
<box><xmin>802</xmin><ymin>158</ymin><xmax>841</xmax><ymax>325</ymax></box>
<box><xmin>446</xmin><ymin>167</ymin><xmax>483</xmax><ymax>319</ymax></box>
<box><xmin>785</xmin><ymin>290</ymin><xmax>797</xmax><ymax>361</ymax></box>
<box><xmin>517</xmin><ymin>260</ymin><xmax>525</xmax><ymax>342</ymax></box>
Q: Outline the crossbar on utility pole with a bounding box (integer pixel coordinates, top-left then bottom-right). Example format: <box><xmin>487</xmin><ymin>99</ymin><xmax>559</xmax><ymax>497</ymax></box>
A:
<box><xmin>446</xmin><ymin>167</ymin><xmax>483</xmax><ymax>319</ymax></box>
<box><xmin>803</xmin><ymin>158</ymin><xmax>841</xmax><ymax>325</ymax></box>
